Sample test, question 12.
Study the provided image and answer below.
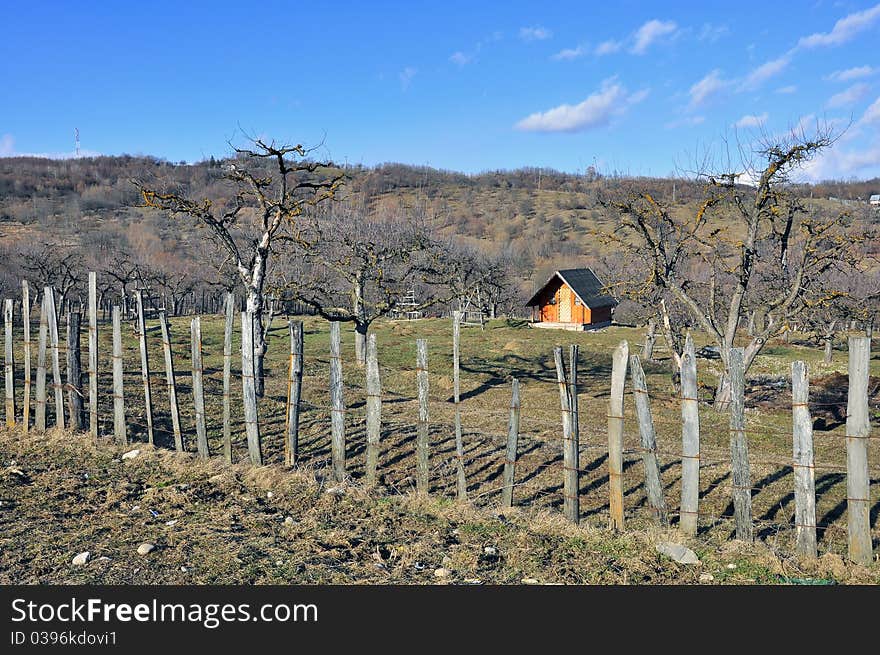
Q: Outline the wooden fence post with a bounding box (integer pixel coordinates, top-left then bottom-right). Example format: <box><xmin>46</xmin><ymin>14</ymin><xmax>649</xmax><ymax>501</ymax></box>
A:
<box><xmin>791</xmin><ymin>360</ymin><xmax>817</xmax><ymax>559</ymax></box>
<box><xmin>45</xmin><ymin>288</ymin><xmax>64</xmax><ymax>429</ymax></box>
<box><xmin>35</xmin><ymin>295</ymin><xmax>48</xmax><ymax>431</ymax></box>
<box><xmin>642</xmin><ymin>318</ymin><xmax>656</xmax><ymax>361</ymax></box>
<box><xmin>4</xmin><ymin>299</ymin><xmax>14</xmax><ymax>427</ymax></box>
<box><xmin>629</xmin><ymin>354</ymin><xmax>668</xmax><ymax>526</ymax></box>
<box><xmin>329</xmin><ymin>321</ymin><xmax>345</xmax><ymax>482</ymax></box>
<box><xmin>501</xmin><ymin>378</ymin><xmax>520</xmax><ymax>509</ymax></box>
<box><xmin>415</xmin><ymin>338</ymin><xmax>429</xmax><ymax>494</ymax></box>
<box><xmin>845</xmin><ymin>336</ymin><xmax>871</xmax><ymax>564</ymax></box>
<box><xmin>65</xmin><ymin>311</ymin><xmax>84</xmax><ymax>430</ymax></box>
<box><xmin>222</xmin><ymin>293</ymin><xmax>234</xmax><ymax>464</ymax></box>
<box><xmin>608</xmin><ymin>340</ymin><xmax>628</xmax><ymax>531</ymax></box>
<box><xmin>285</xmin><ymin>320</ymin><xmax>304</xmax><ymax>467</ymax></box>
<box><xmin>111</xmin><ymin>306</ymin><xmax>127</xmax><ymax>444</ymax></box>
<box><xmin>191</xmin><ymin>316</ymin><xmax>208</xmax><ymax>458</ymax></box>
<box><xmin>241</xmin><ymin>311</ymin><xmax>262</xmax><ymax>465</ymax></box>
<box><xmin>365</xmin><ymin>333</ymin><xmax>381</xmax><ymax>485</ymax></box>
<box><xmin>452</xmin><ymin>311</ymin><xmax>467</xmax><ymax>500</ymax></box>
<box><xmin>135</xmin><ymin>290</ymin><xmax>154</xmax><ymax>445</ymax></box>
<box><xmin>729</xmin><ymin>347</ymin><xmax>753</xmax><ymax>542</ymax></box>
<box><xmin>553</xmin><ymin>347</ymin><xmax>573</xmax><ymax>521</ymax></box>
<box><xmin>554</xmin><ymin>346</ymin><xmax>579</xmax><ymax>523</ymax></box>
<box><xmin>679</xmin><ymin>333</ymin><xmax>700</xmax><ymax>536</ymax></box>
<box><xmin>87</xmin><ymin>272</ymin><xmax>98</xmax><ymax>440</ymax></box>
<box><xmin>22</xmin><ymin>281</ymin><xmax>31</xmax><ymax>432</ymax></box>
<box><xmin>158</xmin><ymin>311</ymin><xmax>183</xmax><ymax>452</ymax></box>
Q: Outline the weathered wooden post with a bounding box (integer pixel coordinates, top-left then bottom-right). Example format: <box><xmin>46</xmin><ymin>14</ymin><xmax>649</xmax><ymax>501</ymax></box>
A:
<box><xmin>679</xmin><ymin>334</ymin><xmax>700</xmax><ymax>536</ymax></box>
<box><xmin>87</xmin><ymin>272</ymin><xmax>98</xmax><ymax>440</ymax></box>
<box><xmin>553</xmin><ymin>346</ymin><xmax>579</xmax><ymax>523</ymax></box>
<box><xmin>65</xmin><ymin>311</ymin><xmax>84</xmax><ymax>430</ymax></box>
<box><xmin>35</xmin><ymin>295</ymin><xmax>49</xmax><ymax>431</ymax></box>
<box><xmin>608</xmin><ymin>340</ymin><xmax>629</xmax><ymax>531</ymax></box>
<box><xmin>135</xmin><ymin>290</ymin><xmax>154</xmax><ymax>445</ymax></box>
<box><xmin>365</xmin><ymin>333</ymin><xmax>382</xmax><ymax>485</ymax></box>
<box><xmin>285</xmin><ymin>320</ymin><xmax>304</xmax><ymax>467</ymax></box>
<box><xmin>329</xmin><ymin>321</ymin><xmax>345</xmax><ymax>482</ymax></box>
<box><xmin>241</xmin><ymin>311</ymin><xmax>262</xmax><ymax>465</ymax></box>
<box><xmin>629</xmin><ymin>354</ymin><xmax>668</xmax><ymax>526</ymax></box>
<box><xmin>791</xmin><ymin>360</ymin><xmax>817</xmax><ymax>559</ymax></box>
<box><xmin>111</xmin><ymin>306</ymin><xmax>127</xmax><ymax>444</ymax></box>
<box><xmin>501</xmin><ymin>378</ymin><xmax>520</xmax><ymax>509</ymax></box>
<box><xmin>845</xmin><ymin>336</ymin><xmax>871</xmax><ymax>564</ymax></box>
<box><xmin>729</xmin><ymin>347</ymin><xmax>753</xmax><ymax>542</ymax></box>
<box><xmin>21</xmin><ymin>281</ymin><xmax>31</xmax><ymax>432</ymax></box>
<box><xmin>45</xmin><ymin>288</ymin><xmax>64</xmax><ymax>428</ymax></box>
<box><xmin>4</xmin><ymin>299</ymin><xmax>14</xmax><ymax>427</ymax></box>
<box><xmin>642</xmin><ymin>318</ymin><xmax>656</xmax><ymax>361</ymax></box>
<box><xmin>191</xmin><ymin>316</ymin><xmax>208</xmax><ymax>458</ymax></box>
<box><xmin>415</xmin><ymin>338</ymin><xmax>430</xmax><ymax>494</ymax></box>
<box><xmin>158</xmin><ymin>312</ymin><xmax>183</xmax><ymax>452</ymax></box>
<box><xmin>452</xmin><ymin>311</ymin><xmax>467</xmax><ymax>500</ymax></box>
<box><xmin>222</xmin><ymin>293</ymin><xmax>234</xmax><ymax>463</ymax></box>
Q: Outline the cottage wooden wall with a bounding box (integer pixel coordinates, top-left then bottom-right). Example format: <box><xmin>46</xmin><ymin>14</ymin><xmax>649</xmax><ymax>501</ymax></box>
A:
<box><xmin>535</xmin><ymin>280</ymin><xmax>608</xmax><ymax>325</ymax></box>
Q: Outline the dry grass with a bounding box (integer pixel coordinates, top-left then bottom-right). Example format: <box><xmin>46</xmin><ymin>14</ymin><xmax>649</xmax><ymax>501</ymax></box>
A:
<box><xmin>0</xmin><ymin>316</ymin><xmax>878</xmax><ymax>584</ymax></box>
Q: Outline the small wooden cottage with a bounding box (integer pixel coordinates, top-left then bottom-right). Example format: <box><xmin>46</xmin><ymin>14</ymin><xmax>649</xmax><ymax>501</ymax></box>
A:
<box><xmin>525</xmin><ymin>268</ymin><xmax>617</xmax><ymax>330</ymax></box>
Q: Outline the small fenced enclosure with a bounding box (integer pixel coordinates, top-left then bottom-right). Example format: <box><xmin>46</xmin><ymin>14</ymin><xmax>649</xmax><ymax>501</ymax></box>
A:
<box><xmin>2</xmin><ymin>275</ymin><xmax>879</xmax><ymax>565</ymax></box>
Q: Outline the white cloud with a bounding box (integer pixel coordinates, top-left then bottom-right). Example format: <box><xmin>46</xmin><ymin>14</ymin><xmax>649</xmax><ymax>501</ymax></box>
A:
<box><xmin>0</xmin><ymin>134</ymin><xmax>103</xmax><ymax>159</ymax></box>
<box><xmin>740</xmin><ymin>56</ymin><xmax>790</xmax><ymax>91</ymax></box>
<box><xmin>826</xmin><ymin>65</ymin><xmax>877</xmax><ymax>82</ymax></box>
<box><xmin>519</xmin><ymin>26</ymin><xmax>552</xmax><ymax>42</ymax></box>
<box><xmin>776</xmin><ymin>85</ymin><xmax>797</xmax><ymax>94</ymax></box>
<box><xmin>0</xmin><ymin>134</ymin><xmax>13</xmax><ymax>156</ymax></box>
<box><xmin>698</xmin><ymin>23</ymin><xmax>728</xmax><ymax>42</ymax></box>
<box><xmin>862</xmin><ymin>96</ymin><xmax>880</xmax><ymax>124</ymax></box>
<box><xmin>449</xmin><ymin>51</ymin><xmax>471</xmax><ymax>67</ymax></box>
<box><xmin>630</xmin><ymin>19</ymin><xmax>678</xmax><ymax>54</ymax></box>
<box><xmin>826</xmin><ymin>83</ymin><xmax>870</xmax><ymax>108</ymax></box>
<box><xmin>733</xmin><ymin>112</ymin><xmax>768</xmax><ymax>128</ymax></box>
<box><xmin>799</xmin><ymin>141</ymin><xmax>880</xmax><ymax>180</ymax></box>
<box><xmin>688</xmin><ymin>69</ymin><xmax>729</xmax><ymax>108</ymax></box>
<box><xmin>798</xmin><ymin>3</ymin><xmax>880</xmax><ymax>48</ymax></box>
<box><xmin>552</xmin><ymin>45</ymin><xmax>588</xmax><ymax>61</ymax></box>
<box><xmin>399</xmin><ymin>67</ymin><xmax>417</xmax><ymax>90</ymax></box>
<box><xmin>665</xmin><ymin>115</ymin><xmax>706</xmax><ymax>129</ymax></box>
<box><xmin>595</xmin><ymin>39</ymin><xmax>623</xmax><ymax>55</ymax></box>
<box><xmin>515</xmin><ymin>80</ymin><xmax>647</xmax><ymax>133</ymax></box>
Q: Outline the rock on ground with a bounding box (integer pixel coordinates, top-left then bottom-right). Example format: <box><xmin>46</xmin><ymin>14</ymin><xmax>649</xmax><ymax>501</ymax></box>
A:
<box><xmin>72</xmin><ymin>552</ymin><xmax>90</xmax><ymax>566</ymax></box>
<box><xmin>655</xmin><ymin>542</ymin><xmax>700</xmax><ymax>565</ymax></box>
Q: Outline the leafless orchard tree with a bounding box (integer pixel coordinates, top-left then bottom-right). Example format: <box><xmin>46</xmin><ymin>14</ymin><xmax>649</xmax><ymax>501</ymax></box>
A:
<box><xmin>19</xmin><ymin>243</ymin><xmax>84</xmax><ymax>309</ymax></box>
<box><xmin>601</xmin><ymin>127</ymin><xmax>869</xmax><ymax>407</ymax></box>
<box><xmin>136</xmin><ymin>138</ymin><xmax>343</xmax><ymax>396</ymax></box>
<box><xmin>278</xmin><ymin>197</ymin><xmax>461</xmax><ymax>365</ymax></box>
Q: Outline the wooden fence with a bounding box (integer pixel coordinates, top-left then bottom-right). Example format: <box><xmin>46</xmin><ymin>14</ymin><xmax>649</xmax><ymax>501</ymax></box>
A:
<box><xmin>1</xmin><ymin>276</ymin><xmax>877</xmax><ymax>564</ymax></box>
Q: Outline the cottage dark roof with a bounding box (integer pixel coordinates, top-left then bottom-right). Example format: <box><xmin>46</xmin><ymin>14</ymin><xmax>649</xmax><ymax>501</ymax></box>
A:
<box><xmin>525</xmin><ymin>268</ymin><xmax>618</xmax><ymax>308</ymax></box>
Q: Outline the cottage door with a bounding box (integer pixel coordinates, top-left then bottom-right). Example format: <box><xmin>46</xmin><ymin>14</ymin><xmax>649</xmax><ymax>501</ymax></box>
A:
<box><xmin>559</xmin><ymin>288</ymin><xmax>572</xmax><ymax>322</ymax></box>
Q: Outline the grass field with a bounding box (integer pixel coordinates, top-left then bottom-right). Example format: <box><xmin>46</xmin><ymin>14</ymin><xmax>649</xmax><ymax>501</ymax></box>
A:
<box><xmin>1</xmin><ymin>314</ymin><xmax>878</xmax><ymax>584</ymax></box>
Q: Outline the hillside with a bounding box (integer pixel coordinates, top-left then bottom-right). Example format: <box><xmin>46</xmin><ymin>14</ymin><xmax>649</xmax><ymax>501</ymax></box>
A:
<box><xmin>1</xmin><ymin>155</ymin><xmax>878</xmax><ymax>308</ymax></box>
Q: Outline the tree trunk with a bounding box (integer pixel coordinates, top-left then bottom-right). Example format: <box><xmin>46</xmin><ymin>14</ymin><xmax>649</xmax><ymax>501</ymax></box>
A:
<box><xmin>642</xmin><ymin>318</ymin><xmax>656</xmax><ymax>361</ymax></box>
<box><xmin>354</xmin><ymin>320</ymin><xmax>369</xmax><ymax>367</ymax></box>
<box><xmin>247</xmin><ymin>289</ymin><xmax>267</xmax><ymax>398</ymax></box>
<box><xmin>823</xmin><ymin>337</ymin><xmax>833</xmax><ymax>363</ymax></box>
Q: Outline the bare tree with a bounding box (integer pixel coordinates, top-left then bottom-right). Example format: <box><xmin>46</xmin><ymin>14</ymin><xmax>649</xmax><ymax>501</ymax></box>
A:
<box><xmin>601</xmin><ymin>128</ymin><xmax>867</xmax><ymax>407</ymax></box>
<box><xmin>136</xmin><ymin>139</ymin><xmax>343</xmax><ymax>395</ymax></box>
<box><xmin>19</xmin><ymin>243</ymin><xmax>83</xmax><ymax>309</ymax></box>
<box><xmin>279</xmin><ymin>198</ymin><xmax>448</xmax><ymax>365</ymax></box>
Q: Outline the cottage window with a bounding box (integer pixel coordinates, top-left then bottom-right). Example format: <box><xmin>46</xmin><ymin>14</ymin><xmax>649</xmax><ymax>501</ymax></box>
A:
<box><xmin>574</xmin><ymin>297</ymin><xmax>581</xmax><ymax>306</ymax></box>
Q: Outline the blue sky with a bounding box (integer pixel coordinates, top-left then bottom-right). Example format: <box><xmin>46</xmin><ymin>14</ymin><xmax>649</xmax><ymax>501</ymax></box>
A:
<box><xmin>2</xmin><ymin>0</ymin><xmax>880</xmax><ymax>180</ymax></box>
